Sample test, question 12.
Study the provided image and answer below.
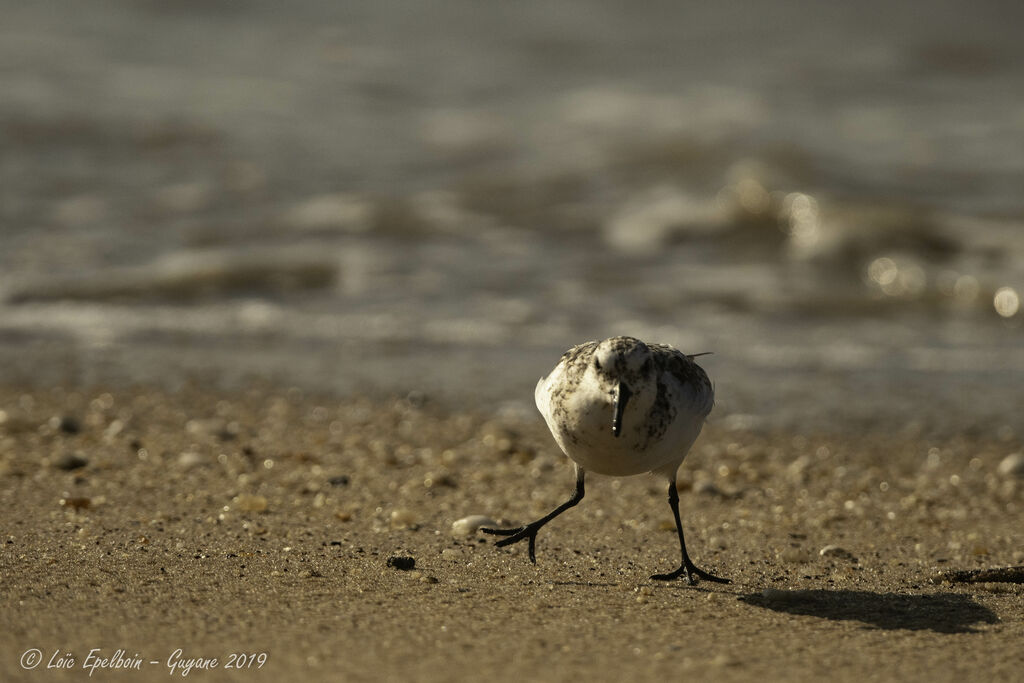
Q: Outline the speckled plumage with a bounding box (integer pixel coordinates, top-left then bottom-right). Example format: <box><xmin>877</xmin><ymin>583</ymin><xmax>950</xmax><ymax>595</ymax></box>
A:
<box><xmin>535</xmin><ymin>336</ymin><xmax>713</xmax><ymax>478</ymax></box>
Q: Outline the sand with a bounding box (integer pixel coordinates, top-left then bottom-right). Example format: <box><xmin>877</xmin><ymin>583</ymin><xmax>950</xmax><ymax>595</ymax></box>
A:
<box><xmin>2</xmin><ymin>385</ymin><xmax>1023</xmax><ymax>682</ymax></box>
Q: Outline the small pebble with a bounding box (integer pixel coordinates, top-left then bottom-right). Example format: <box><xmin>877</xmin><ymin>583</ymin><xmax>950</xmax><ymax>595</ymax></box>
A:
<box><xmin>58</xmin><ymin>416</ymin><xmax>81</xmax><ymax>434</ymax></box>
<box><xmin>233</xmin><ymin>494</ymin><xmax>268</xmax><ymax>513</ymax></box>
<box><xmin>185</xmin><ymin>418</ymin><xmax>227</xmax><ymax>439</ymax></box>
<box><xmin>386</xmin><ymin>556</ymin><xmax>416</xmax><ymax>571</ymax></box>
<box><xmin>390</xmin><ymin>509</ymin><xmax>417</xmax><ymax>529</ymax></box>
<box><xmin>54</xmin><ymin>454</ymin><xmax>88</xmax><ymax>471</ymax></box>
<box><xmin>819</xmin><ymin>545</ymin><xmax>856</xmax><ymax>561</ymax></box>
<box><xmin>60</xmin><ymin>497</ymin><xmax>91</xmax><ymax>510</ymax></box>
<box><xmin>328</xmin><ymin>475</ymin><xmax>350</xmax><ymax>487</ymax></box>
<box><xmin>996</xmin><ymin>453</ymin><xmax>1024</xmax><ymax>478</ymax></box>
<box><xmin>177</xmin><ymin>451</ymin><xmax>204</xmax><ymax>469</ymax></box>
<box><xmin>451</xmin><ymin>515</ymin><xmax>496</xmax><ymax>537</ymax></box>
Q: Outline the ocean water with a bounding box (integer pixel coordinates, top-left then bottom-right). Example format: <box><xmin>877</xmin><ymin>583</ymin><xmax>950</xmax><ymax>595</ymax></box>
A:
<box><xmin>1</xmin><ymin>0</ymin><xmax>1022</xmax><ymax>436</ymax></box>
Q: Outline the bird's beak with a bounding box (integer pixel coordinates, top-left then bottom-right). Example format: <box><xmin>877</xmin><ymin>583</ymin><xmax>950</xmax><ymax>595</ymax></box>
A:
<box><xmin>612</xmin><ymin>381</ymin><xmax>632</xmax><ymax>437</ymax></box>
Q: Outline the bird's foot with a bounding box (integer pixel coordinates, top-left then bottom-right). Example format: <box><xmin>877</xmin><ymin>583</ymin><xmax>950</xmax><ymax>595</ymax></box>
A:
<box><xmin>651</xmin><ymin>561</ymin><xmax>730</xmax><ymax>585</ymax></box>
<box><xmin>480</xmin><ymin>524</ymin><xmax>541</xmax><ymax>563</ymax></box>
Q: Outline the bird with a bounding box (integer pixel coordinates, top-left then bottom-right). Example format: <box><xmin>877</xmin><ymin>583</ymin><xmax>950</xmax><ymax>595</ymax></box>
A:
<box><xmin>482</xmin><ymin>335</ymin><xmax>728</xmax><ymax>584</ymax></box>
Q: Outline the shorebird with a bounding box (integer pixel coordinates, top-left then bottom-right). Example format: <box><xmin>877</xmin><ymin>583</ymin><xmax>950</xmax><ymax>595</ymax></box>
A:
<box><xmin>483</xmin><ymin>336</ymin><xmax>728</xmax><ymax>584</ymax></box>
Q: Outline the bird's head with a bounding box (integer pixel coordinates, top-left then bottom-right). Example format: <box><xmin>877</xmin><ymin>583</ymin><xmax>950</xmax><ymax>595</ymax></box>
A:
<box><xmin>591</xmin><ymin>336</ymin><xmax>656</xmax><ymax>438</ymax></box>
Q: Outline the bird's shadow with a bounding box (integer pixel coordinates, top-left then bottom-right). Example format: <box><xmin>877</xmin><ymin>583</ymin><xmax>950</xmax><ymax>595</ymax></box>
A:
<box><xmin>738</xmin><ymin>589</ymin><xmax>999</xmax><ymax>634</ymax></box>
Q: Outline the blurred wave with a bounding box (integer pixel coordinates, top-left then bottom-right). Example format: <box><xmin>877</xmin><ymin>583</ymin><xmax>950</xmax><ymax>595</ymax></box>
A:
<box><xmin>1</xmin><ymin>0</ymin><xmax>1022</xmax><ymax>435</ymax></box>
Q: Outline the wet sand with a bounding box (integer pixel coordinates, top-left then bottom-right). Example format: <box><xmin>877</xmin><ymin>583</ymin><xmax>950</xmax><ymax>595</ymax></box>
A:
<box><xmin>2</xmin><ymin>385</ymin><xmax>1023</xmax><ymax>682</ymax></box>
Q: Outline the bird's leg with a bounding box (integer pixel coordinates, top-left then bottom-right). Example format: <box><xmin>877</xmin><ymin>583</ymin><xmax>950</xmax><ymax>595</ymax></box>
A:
<box><xmin>651</xmin><ymin>479</ymin><xmax>730</xmax><ymax>584</ymax></box>
<box><xmin>481</xmin><ymin>466</ymin><xmax>585</xmax><ymax>564</ymax></box>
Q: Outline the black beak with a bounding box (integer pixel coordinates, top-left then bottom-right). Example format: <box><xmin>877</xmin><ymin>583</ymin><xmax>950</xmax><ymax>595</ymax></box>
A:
<box><xmin>612</xmin><ymin>381</ymin><xmax>632</xmax><ymax>438</ymax></box>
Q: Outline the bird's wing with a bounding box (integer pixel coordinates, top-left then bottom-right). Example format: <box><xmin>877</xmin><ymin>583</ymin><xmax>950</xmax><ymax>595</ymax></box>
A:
<box><xmin>650</xmin><ymin>343</ymin><xmax>714</xmax><ymax>416</ymax></box>
<box><xmin>535</xmin><ymin>340</ymin><xmax>597</xmax><ymax>415</ymax></box>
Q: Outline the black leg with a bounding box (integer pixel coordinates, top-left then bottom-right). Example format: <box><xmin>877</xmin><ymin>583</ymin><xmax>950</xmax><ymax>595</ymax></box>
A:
<box><xmin>481</xmin><ymin>466</ymin><xmax>585</xmax><ymax>563</ymax></box>
<box><xmin>651</xmin><ymin>480</ymin><xmax>730</xmax><ymax>584</ymax></box>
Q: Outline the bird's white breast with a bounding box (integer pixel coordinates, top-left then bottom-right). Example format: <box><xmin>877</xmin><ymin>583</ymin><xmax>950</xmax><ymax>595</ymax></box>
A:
<box><xmin>536</xmin><ymin>366</ymin><xmax>707</xmax><ymax>477</ymax></box>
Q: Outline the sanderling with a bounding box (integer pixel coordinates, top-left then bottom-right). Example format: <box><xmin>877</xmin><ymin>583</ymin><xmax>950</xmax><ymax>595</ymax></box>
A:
<box><xmin>483</xmin><ymin>336</ymin><xmax>728</xmax><ymax>584</ymax></box>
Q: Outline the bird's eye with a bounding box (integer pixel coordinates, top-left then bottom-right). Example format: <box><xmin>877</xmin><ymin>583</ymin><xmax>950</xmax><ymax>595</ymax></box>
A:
<box><xmin>593</xmin><ymin>358</ymin><xmax>602</xmax><ymax>371</ymax></box>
